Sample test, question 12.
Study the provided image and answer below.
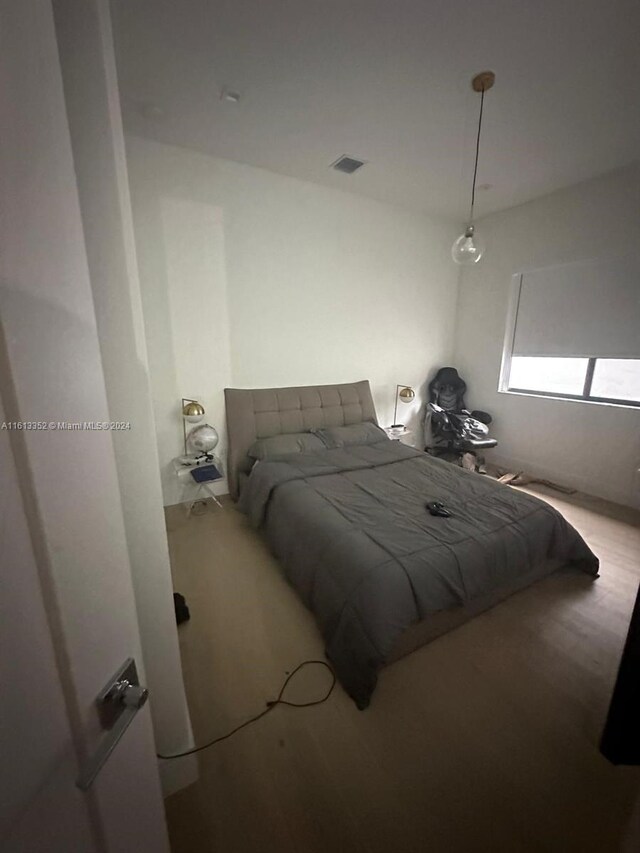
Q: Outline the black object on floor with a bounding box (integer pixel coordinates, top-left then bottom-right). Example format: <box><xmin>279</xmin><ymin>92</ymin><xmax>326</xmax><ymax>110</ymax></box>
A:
<box><xmin>173</xmin><ymin>592</ymin><xmax>190</xmax><ymax>625</ymax></box>
<box><xmin>426</xmin><ymin>500</ymin><xmax>452</xmax><ymax>517</ymax></box>
<box><xmin>601</xmin><ymin>581</ymin><xmax>640</xmax><ymax>765</ymax></box>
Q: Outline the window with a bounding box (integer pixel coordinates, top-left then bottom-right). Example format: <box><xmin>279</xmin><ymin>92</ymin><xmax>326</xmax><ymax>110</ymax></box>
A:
<box><xmin>500</xmin><ymin>256</ymin><xmax>640</xmax><ymax>407</ymax></box>
<box><xmin>507</xmin><ymin>356</ymin><xmax>640</xmax><ymax>405</ymax></box>
<box><xmin>591</xmin><ymin>359</ymin><xmax>640</xmax><ymax>403</ymax></box>
<box><xmin>508</xmin><ymin>356</ymin><xmax>589</xmax><ymax>397</ymax></box>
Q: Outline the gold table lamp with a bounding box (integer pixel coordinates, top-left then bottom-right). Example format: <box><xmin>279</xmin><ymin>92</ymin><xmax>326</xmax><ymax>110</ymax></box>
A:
<box><xmin>181</xmin><ymin>398</ymin><xmax>205</xmax><ymax>455</ymax></box>
<box><xmin>391</xmin><ymin>385</ymin><xmax>415</xmax><ymax>428</ymax></box>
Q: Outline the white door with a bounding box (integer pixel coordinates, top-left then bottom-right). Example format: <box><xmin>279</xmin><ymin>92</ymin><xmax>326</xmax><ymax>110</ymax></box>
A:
<box><xmin>0</xmin><ymin>1</ymin><xmax>171</xmax><ymax>850</ymax></box>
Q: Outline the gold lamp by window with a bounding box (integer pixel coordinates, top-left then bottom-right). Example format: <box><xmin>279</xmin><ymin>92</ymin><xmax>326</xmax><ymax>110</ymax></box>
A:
<box><xmin>181</xmin><ymin>398</ymin><xmax>205</xmax><ymax>455</ymax></box>
<box><xmin>391</xmin><ymin>385</ymin><xmax>415</xmax><ymax>428</ymax></box>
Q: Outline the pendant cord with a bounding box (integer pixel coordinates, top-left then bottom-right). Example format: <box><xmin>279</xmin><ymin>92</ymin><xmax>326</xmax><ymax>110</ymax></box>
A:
<box><xmin>468</xmin><ymin>86</ymin><xmax>485</xmax><ymax>225</ymax></box>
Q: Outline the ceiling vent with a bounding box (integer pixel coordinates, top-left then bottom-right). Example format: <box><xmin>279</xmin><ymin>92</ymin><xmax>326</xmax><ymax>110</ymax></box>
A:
<box><xmin>331</xmin><ymin>155</ymin><xmax>366</xmax><ymax>175</ymax></box>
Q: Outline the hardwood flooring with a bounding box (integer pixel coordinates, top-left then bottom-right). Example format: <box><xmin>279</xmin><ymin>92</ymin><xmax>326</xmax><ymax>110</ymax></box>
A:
<box><xmin>163</xmin><ymin>485</ymin><xmax>640</xmax><ymax>853</ymax></box>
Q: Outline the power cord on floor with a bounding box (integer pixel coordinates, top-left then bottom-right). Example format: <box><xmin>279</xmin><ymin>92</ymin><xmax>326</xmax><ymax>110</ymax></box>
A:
<box><xmin>156</xmin><ymin>660</ymin><xmax>336</xmax><ymax>760</ymax></box>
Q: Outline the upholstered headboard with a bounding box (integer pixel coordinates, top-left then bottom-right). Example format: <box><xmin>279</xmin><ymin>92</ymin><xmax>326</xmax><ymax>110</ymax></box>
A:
<box><xmin>224</xmin><ymin>380</ymin><xmax>378</xmax><ymax>500</ymax></box>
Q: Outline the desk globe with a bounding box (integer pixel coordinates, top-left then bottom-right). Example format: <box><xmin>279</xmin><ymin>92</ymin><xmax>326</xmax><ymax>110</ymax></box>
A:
<box><xmin>186</xmin><ymin>424</ymin><xmax>219</xmax><ymax>460</ymax></box>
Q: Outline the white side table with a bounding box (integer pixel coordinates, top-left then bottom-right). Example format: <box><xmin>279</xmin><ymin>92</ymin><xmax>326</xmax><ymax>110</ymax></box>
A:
<box><xmin>172</xmin><ymin>456</ymin><xmax>224</xmax><ymax>517</ymax></box>
<box><xmin>384</xmin><ymin>426</ymin><xmax>416</xmax><ymax>447</ymax></box>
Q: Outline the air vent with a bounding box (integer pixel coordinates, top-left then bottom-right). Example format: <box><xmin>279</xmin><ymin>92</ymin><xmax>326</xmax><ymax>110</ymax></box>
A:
<box><xmin>331</xmin><ymin>155</ymin><xmax>366</xmax><ymax>175</ymax></box>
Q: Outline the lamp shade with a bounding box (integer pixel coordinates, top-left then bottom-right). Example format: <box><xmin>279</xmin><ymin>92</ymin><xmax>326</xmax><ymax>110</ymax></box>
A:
<box><xmin>398</xmin><ymin>386</ymin><xmax>415</xmax><ymax>403</ymax></box>
<box><xmin>182</xmin><ymin>401</ymin><xmax>205</xmax><ymax>423</ymax></box>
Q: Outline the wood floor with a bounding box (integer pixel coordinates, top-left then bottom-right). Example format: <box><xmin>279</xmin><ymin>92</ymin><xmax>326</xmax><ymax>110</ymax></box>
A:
<box><xmin>163</xmin><ymin>485</ymin><xmax>640</xmax><ymax>853</ymax></box>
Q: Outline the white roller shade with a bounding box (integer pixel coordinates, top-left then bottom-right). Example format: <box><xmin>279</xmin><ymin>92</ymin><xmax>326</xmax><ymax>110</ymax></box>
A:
<box><xmin>512</xmin><ymin>255</ymin><xmax>640</xmax><ymax>358</ymax></box>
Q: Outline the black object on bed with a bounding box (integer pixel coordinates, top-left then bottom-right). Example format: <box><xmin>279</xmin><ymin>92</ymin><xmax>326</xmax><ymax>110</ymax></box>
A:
<box><xmin>239</xmin><ymin>431</ymin><xmax>599</xmax><ymax>709</ymax></box>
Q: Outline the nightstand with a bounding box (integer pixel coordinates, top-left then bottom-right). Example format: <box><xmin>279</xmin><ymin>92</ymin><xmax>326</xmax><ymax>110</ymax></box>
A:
<box><xmin>172</xmin><ymin>456</ymin><xmax>224</xmax><ymax>516</ymax></box>
<box><xmin>384</xmin><ymin>427</ymin><xmax>416</xmax><ymax>447</ymax></box>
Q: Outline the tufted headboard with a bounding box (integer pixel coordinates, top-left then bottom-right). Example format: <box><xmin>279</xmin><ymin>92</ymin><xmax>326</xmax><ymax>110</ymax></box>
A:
<box><xmin>224</xmin><ymin>380</ymin><xmax>378</xmax><ymax>500</ymax></box>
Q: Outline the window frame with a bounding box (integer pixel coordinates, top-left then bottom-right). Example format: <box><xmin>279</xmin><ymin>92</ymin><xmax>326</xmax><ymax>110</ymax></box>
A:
<box><xmin>499</xmin><ymin>273</ymin><xmax>640</xmax><ymax>408</ymax></box>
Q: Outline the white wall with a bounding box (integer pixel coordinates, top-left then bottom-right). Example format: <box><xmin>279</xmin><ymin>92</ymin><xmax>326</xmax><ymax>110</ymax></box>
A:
<box><xmin>52</xmin><ymin>0</ymin><xmax>195</xmax><ymax>795</ymax></box>
<box><xmin>126</xmin><ymin>136</ymin><xmax>460</xmax><ymax>505</ymax></box>
<box><xmin>454</xmin><ymin>162</ymin><xmax>640</xmax><ymax>507</ymax></box>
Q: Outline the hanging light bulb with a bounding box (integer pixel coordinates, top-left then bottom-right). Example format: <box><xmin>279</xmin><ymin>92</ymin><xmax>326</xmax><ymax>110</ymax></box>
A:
<box><xmin>451</xmin><ymin>225</ymin><xmax>485</xmax><ymax>265</ymax></box>
<box><xmin>452</xmin><ymin>71</ymin><xmax>495</xmax><ymax>266</ymax></box>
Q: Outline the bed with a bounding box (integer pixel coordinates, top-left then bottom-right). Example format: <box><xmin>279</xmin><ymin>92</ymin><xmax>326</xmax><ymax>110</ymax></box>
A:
<box><xmin>225</xmin><ymin>380</ymin><xmax>599</xmax><ymax>708</ymax></box>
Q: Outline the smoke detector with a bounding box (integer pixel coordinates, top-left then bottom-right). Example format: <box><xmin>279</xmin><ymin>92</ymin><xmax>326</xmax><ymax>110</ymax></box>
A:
<box><xmin>331</xmin><ymin>155</ymin><xmax>367</xmax><ymax>174</ymax></box>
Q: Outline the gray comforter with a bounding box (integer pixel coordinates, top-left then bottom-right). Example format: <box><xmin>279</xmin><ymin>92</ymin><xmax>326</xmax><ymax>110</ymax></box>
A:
<box><xmin>239</xmin><ymin>440</ymin><xmax>599</xmax><ymax>708</ymax></box>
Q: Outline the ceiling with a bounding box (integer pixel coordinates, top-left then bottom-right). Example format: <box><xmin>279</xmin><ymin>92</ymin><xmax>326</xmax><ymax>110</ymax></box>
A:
<box><xmin>110</xmin><ymin>0</ymin><xmax>640</xmax><ymax>221</ymax></box>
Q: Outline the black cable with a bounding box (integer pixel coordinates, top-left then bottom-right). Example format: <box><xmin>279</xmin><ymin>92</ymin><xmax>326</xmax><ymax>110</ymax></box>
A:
<box><xmin>156</xmin><ymin>660</ymin><xmax>336</xmax><ymax>760</ymax></box>
<box><xmin>468</xmin><ymin>85</ymin><xmax>486</xmax><ymax>224</ymax></box>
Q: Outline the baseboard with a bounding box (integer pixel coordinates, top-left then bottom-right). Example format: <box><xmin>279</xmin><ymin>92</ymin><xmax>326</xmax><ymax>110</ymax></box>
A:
<box><xmin>490</xmin><ymin>451</ymin><xmax>633</xmax><ymax>508</ymax></box>
<box><xmin>159</xmin><ymin>753</ymin><xmax>198</xmax><ymax>798</ymax></box>
<box><xmin>158</xmin><ymin>712</ymin><xmax>198</xmax><ymax>798</ymax></box>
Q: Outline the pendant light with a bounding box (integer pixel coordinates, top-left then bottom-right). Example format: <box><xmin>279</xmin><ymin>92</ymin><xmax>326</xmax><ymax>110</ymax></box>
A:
<box><xmin>452</xmin><ymin>71</ymin><xmax>495</xmax><ymax>265</ymax></box>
